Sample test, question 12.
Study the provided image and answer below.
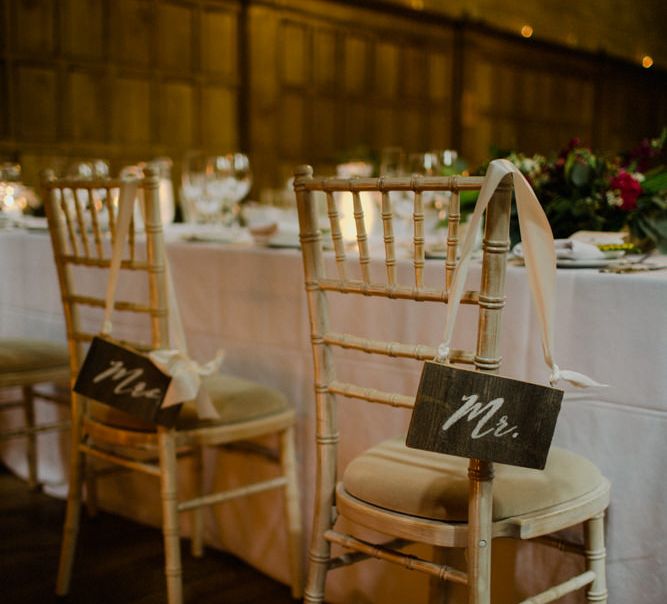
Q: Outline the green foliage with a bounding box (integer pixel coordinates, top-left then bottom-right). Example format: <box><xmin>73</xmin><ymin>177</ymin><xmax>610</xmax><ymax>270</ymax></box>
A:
<box><xmin>494</xmin><ymin>131</ymin><xmax>667</xmax><ymax>252</ymax></box>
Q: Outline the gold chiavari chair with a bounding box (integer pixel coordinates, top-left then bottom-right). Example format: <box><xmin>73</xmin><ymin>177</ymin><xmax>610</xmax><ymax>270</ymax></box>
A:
<box><xmin>44</xmin><ymin>164</ymin><xmax>302</xmax><ymax>604</ymax></box>
<box><xmin>0</xmin><ymin>340</ymin><xmax>69</xmax><ymax>489</ymax></box>
<box><xmin>293</xmin><ymin>164</ymin><xmax>610</xmax><ymax>603</ymax></box>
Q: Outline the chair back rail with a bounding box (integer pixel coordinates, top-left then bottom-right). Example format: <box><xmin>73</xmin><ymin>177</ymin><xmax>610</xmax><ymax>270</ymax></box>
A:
<box><xmin>294</xmin><ymin>166</ymin><xmax>512</xmax><ymax>413</ymax></box>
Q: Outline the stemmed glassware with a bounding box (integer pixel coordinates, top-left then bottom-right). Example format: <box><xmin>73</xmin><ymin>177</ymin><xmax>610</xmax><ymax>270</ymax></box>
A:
<box><xmin>208</xmin><ymin>153</ymin><xmax>252</xmax><ymax>226</ymax></box>
<box><xmin>181</xmin><ymin>151</ymin><xmax>209</xmax><ymax>223</ymax></box>
<box><xmin>181</xmin><ymin>152</ymin><xmax>252</xmax><ymax>225</ymax></box>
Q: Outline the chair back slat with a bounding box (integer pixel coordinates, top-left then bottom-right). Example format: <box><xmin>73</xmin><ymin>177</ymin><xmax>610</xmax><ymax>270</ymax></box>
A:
<box><xmin>325</xmin><ymin>191</ymin><xmax>348</xmax><ymax>282</ymax></box>
<box><xmin>71</xmin><ymin>189</ymin><xmax>91</xmax><ymax>258</ymax></box>
<box><xmin>445</xmin><ymin>189</ymin><xmax>461</xmax><ymax>291</ymax></box>
<box><xmin>59</xmin><ymin>191</ymin><xmax>80</xmax><ymax>258</ymax></box>
<box><xmin>87</xmin><ymin>188</ymin><xmax>105</xmax><ymax>259</ymax></box>
<box><xmin>380</xmin><ymin>191</ymin><xmax>397</xmax><ymax>286</ymax></box>
<box><xmin>351</xmin><ymin>190</ymin><xmax>371</xmax><ymax>283</ymax></box>
<box><xmin>413</xmin><ymin>191</ymin><xmax>425</xmax><ymax>288</ymax></box>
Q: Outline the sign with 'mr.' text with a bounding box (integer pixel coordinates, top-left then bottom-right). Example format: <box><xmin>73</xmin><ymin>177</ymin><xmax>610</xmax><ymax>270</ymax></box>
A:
<box><xmin>74</xmin><ymin>336</ymin><xmax>180</xmax><ymax>427</ymax></box>
<box><xmin>406</xmin><ymin>362</ymin><xmax>563</xmax><ymax>469</ymax></box>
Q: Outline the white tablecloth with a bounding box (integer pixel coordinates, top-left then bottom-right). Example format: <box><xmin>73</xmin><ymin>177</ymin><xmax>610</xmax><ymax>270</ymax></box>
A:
<box><xmin>1</xmin><ymin>227</ymin><xmax>665</xmax><ymax>603</ymax></box>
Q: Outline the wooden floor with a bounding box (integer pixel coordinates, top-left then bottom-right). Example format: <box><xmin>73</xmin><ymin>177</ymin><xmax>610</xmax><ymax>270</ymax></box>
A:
<box><xmin>0</xmin><ymin>466</ymin><xmax>296</xmax><ymax>604</ymax></box>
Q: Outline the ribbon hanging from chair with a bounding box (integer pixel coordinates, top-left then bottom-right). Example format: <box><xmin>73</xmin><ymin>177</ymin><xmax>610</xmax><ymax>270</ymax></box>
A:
<box><xmin>437</xmin><ymin>158</ymin><xmax>605</xmax><ymax>389</ymax></box>
<box><xmin>101</xmin><ymin>174</ymin><xmax>221</xmax><ymax>419</ymax></box>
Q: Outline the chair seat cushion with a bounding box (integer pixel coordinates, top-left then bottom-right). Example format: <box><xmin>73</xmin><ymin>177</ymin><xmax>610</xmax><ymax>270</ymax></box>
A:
<box><xmin>342</xmin><ymin>437</ymin><xmax>604</xmax><ymax>522</ymax></box>
<box><xmin>0</xmin><ymin>338</ymin><xmax>69</xmax><ymax>374</ymax></box>
<box><xmin>90</xmin><ymin>373</ymin><xmax>290</xmax><ymax>431</ymax></box>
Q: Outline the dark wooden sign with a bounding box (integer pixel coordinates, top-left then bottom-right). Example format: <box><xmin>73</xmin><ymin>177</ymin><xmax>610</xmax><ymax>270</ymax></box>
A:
<box><xmin>74</xmin><ymin>336</ymin><xmax>180</xmax><ymax>427</ymax></box>
<box><xmin>406</xmin><ymin>362</ymin><xmax>563</xmax><ymax>469</ymax></box>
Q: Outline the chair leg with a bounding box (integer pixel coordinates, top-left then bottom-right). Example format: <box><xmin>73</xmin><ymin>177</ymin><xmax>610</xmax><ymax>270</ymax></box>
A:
<box><xmin>84</xmin><ymin>457</ymin><xmax>99</xmax><ymax>517</ymax></box>
<box><xmin>304</xmin><ymin>439</ymin><xmax>335</xmax><ymax>604</ymax></box>
<box><xmin>585</xmin><ymin>512</ymin><xmax>608</xmax><ymax>603</ymax></box>
<box><xmin>55</xmin><ymin>416</ymin><xmax>85</xmax><ymax>595</ymax></box>
<box><xmin>467</xmin><ymin>460</ymin><xmax>494</xmax><ymax>604</ymax></box>
<box><xmin>280</xmin><ymin>425</ymin><xmax>303</xmax><ymax>599</ymax></box>
<box><xmin>21</xmin><ymin>385</ymin><xmax>38</xmax><ymax>490</ymax></box>
<box><xmin>190</xmin><ymin>445</ymin><xmax>204</xmax><ymax>558</ymax></box>
<box><xmin>158</xmin><ymin>428</ymin><xmax>183</xmax><ymax>604</ymax></box>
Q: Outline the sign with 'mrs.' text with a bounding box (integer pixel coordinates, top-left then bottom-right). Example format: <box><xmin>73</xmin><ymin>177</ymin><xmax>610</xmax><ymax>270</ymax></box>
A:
<box><xmin>74</xmin><ymin>336</ymin><xmax>180</xmax><ymax>427</ymax></box>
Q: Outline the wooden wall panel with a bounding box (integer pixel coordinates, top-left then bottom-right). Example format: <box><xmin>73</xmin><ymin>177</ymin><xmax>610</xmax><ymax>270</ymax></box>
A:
<box><xmin>63</xmin><ymin>0</ymin><xmax>104</xmax><ymax>60</ymax></box>
<box><xmin>375</xmin><ymin>42</ymin><xmax>399</xmax><ymax>99</ymax></box>
<box><xmin>201</xmin><ymin>85</ymin><xmax>237</xmax><ymax>149</ymax></box>
<box><xmin>1</xmin><ymin>0</ymin><xmax>665</xmax><ymax>198</ymax></box>
<box><xmin>343</xmin><ymin>101</ymin><xmax>369</xmax><ymax>149</ymax></box>
<box><xmin>248</xmin><ymin>0</ymin><xmax>457</xmax><ymax>188</ymax></box>
<box><xmin>279</xmin><ymin>94</ymin><xmax>305</xmax><ymax>156</ymax></box>
<box><xmin>157</xmin><ymin>2</ymin><xmax>193</xmax><ymax>73</ymax></box>
<box><xmin>16</xmin><ymin>66</ymin><xmax>57</xmax><ymax>141</ymax></box>
<box><xmin>14</xmin><ymin>0</ymin><xmax>54</xmax><ymax>55</ymax></box>
<box><xmin>201</xmin><ymin>8</ymin><xmax>237</xmax><ymax>77</ymax></box>
<box><xmin>313</xmin><ymin>29</ymin><xmax>336</xmax><ymax>91</ymax></box>
<box><xmin>429</xmin><ymin>52</ymin><xmax>450</xmax><ymax>102</ymax></box>
<box><xmin>0</xmin><ymin>61</ymin><xmax>7</xmax><ymax>138</ymax></box>
<box><xmin>312</xmin><ymin>97</ymin><xmax>337</xmax><ymax>156</ymax></box>
<box><xmin>111</xmin><ymin>77</ymin><xmax>151</xmax><ymax>145</ymax></box>
<box><xmin>112</xmin><ymin>0</ymin><xmax>153</xmax><ymax>68</ymax></box>
<box><xmin>281</xmin><ymin>22</ymin><xmax>308</xmax><ymax>87</ymax></box>
<box><xmin>67</xmin><ymin>69</ymin><xmax>107</xmax><ymax>141</ymax></box>
<box><xmin>343</xmin><ymin>36</ymin><xmax>368</xmax><ymax>96</ymax></box>
<box><xmin>159</xmin><ymin>81</ymin><xmax>194</xmax><ymax>146</ymax></box>
<box><xmin>461</xmin><ymin>32</ymin><xmax>600</xmax><ymax>166</ymax></box>
<box><xmin>372</xmin><ymin>106</ymin><xmax>399</xmax><ymax>149</ymax></box>
<box><xmin>403</xmin><ymin>46</ymin><xmax>426</xmax><ymax>99</ymax></box>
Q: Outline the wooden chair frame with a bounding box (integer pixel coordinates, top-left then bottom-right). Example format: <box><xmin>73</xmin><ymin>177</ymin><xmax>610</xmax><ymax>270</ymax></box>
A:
<box><xmin>293</xmin><ymin>164</ymin><xmax>609</xmax><ymax>604</ymax></box>
<box><xmin>43</xmin><ymin>165</ymin><xmax>302</xmax><ymax>604</ymax></box>
<box><xmin>0</xmin><ymin>356</ymin><xmax>70</xmax><ymax>489</ymax></box>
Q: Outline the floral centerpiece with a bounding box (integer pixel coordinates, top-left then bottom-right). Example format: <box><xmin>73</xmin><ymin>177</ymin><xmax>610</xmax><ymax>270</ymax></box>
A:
<box><xmin>500</xmin><ymin>130</ymin><xmax>667</xmax><ymax>252</ymax></box>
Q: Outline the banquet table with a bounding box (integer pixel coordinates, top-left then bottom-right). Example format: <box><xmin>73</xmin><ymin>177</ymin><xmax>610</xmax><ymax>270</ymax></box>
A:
<box><xmin>0</xmin><ymin>225</ymin><xmax>665</xmax><ymax>603</ymax></box>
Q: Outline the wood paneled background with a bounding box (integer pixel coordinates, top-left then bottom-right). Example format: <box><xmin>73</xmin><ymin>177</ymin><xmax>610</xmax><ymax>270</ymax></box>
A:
<box><xmin>1</xmin><ymin>0</ymin><xmax>665</xmax><ymax>195</ymax></box>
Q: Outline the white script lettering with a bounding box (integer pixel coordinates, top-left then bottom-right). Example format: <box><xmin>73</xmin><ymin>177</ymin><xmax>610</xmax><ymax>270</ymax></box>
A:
<box><xmin>441</xmin><ymin>394</ymin><xmax>519</xmax><ymax>440</ymax></box>
<box><xmin>92</xmin><ymin>360</ymin><xmax>162</xmax><ymax>400</ymax></box>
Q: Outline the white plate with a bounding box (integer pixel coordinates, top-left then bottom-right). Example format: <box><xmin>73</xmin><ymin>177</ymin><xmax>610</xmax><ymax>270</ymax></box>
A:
<box><xmin>266</xmin><ymin>232</ymin><xmax>300</xmax><ymax>249</ymax></box>
<box><xmin>172</xmin><ymin>224</ymin><xmax>242</xmax><ymax>244</ymax></box>
<box><xmin>556</xmin><ymin>257</ymin><xmax>621</xmax><ymax>268</ymax></box>
<box><xmin>425</xmin><ymin>248</ymin><xmax>447</xmax><ymax>259</ymax></box>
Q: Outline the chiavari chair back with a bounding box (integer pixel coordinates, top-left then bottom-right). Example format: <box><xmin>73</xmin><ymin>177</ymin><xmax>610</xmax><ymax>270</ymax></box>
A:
<box><xmin>293</xmin><ymin>164</ymin><xmax>610</xmax><ymax>603</ymax></box>
<box><xmin>44</xmin><ymin>164</ymin><xmax>302</xmax><ymax>604</ymax></box>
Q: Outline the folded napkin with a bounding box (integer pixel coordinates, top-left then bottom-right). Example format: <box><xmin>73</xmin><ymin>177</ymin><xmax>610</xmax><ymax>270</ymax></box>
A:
<box><xmin>513</xmin><ymin>238</ymin><xmax>604</xmax><ymax>261</ymax></box>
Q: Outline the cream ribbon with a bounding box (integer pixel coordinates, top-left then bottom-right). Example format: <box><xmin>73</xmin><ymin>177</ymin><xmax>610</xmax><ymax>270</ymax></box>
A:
<box><xmin>437</xmin><ymin>159</ymin><xmax>605</xmax><ymax>389</ymax></box>
<box><xmin>148</xmin><ymin>349</ymin><xmax>224</xmax><ymax>418</ymax></box>
<box><xmin>101</xmin><ymin>174</ymin><xmax>222</xmax><ymax>419</ymax></box>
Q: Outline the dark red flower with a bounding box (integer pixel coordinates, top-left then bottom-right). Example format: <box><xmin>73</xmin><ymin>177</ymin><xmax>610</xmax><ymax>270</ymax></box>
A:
<box><xmin>610</xmin><ymin>171</ymin><xmax>641</xmax><ymax>211</ymax></box>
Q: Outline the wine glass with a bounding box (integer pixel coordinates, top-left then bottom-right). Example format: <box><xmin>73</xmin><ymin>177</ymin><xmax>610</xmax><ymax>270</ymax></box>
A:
<box><xmin>64</xmin><ymin>159</ymin><xmax>111</xmax><ymax>223</ymax></box>
<box><xmin>181</xmin><ymin>151</ymin><xmax>209</xmax><ymax>223</ymax></box>
<box><xmin>206</xmin><ymin>153</ymin><xmax>252</xmax><ymax>226</ymax></box>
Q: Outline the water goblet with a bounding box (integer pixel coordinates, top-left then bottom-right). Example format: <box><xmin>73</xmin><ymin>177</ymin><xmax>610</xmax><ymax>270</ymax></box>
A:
<box><xmin>206</xmin><ymin>153</ymin><xmax>252</xmax><ymax>227</ymax></box>
<box><xmin>181</xmin><ymin>151</ymin><xmax>210</xmax><ymax>223</ymax></box>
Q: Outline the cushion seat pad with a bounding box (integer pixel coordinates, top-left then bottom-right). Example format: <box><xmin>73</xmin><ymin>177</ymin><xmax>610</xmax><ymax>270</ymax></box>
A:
<box><xmin>0</xmin><ymin>339</ymin><xmax>69</xmax><ymax>374</ymax></box>
<box><xmin>342</xmin><ymin>437</ymin><xmax>604</xmax><ymax>522</ymax></box>
<box><xmin>90</xmin><ymin>373</ymin><xmax>290</xmax><ymax>432</ymax></box>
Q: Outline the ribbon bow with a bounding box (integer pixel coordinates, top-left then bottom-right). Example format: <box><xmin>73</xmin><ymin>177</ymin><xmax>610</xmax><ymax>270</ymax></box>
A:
<box><xmin>148</xmin><ymin>348</ymin><xmax>225</xmax><ymax>419</ymax></box>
